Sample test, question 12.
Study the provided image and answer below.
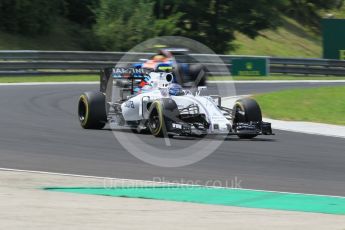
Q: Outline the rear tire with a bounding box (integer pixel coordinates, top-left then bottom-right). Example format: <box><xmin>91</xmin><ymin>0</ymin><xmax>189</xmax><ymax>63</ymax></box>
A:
<box><xmin>78</xmin><ymin>91</ymin><xmax>107</xmax><ymax>129</ymax></box>
<box><xmin>232</xmin><ymin>98</ymin><xmax>262</xmax><ymax>139</ymax></box>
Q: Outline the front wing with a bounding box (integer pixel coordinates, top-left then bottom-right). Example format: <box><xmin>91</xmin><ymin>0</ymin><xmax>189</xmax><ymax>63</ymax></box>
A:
<box><xmin>166</xmin><ymin>119</ymin><xmax>273</xmax><ymax>137</ymax></box>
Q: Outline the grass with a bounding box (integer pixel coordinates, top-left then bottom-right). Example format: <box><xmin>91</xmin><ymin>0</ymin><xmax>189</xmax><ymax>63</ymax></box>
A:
<box><xmin>254</xmin><ymin>86</ymin><xmax>345</xmax><ymax>125</ymax></box>
<box><xmin>232</xmin><ymin>18</ymin><xmax>321</xmax><ymax>58</ymax></box>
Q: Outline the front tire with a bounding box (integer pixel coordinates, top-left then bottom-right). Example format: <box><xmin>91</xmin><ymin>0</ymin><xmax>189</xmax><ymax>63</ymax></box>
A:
<box><xmin>78</xmin><ymin>91</ymin><xmax>107</xmax><ymax>129</ymax></box>
<box><xmin>232</xmin><ymin>98</ymin><xmax>262</xmax><ymax>139</ymax></box>
<box><xmin>148</xmin><ymin>99</ymin><xmax>179</xmax><ymax>138</ymax></box>
<box><xmin>148</xmin><ymin>101</ymin><xmax>165</xmax><ymax>137</ymax></box>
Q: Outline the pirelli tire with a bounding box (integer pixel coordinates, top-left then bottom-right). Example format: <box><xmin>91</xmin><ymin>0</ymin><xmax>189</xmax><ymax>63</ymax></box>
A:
<box><xmin>78</xmin><ymin>91</ymin><xmax>107</xmax><ymax>129</ymax></box>
<box><xmin>232</xmin><ymin>98</ymin><xmax>262</xmax><ymax>139</ymax></box>
<box><xmin>148</xmin><ymin>98</ymin><xmax>179</xmax><ymax>138</ymax></box>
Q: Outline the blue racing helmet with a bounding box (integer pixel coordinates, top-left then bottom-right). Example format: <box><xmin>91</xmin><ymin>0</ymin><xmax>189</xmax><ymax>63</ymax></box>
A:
<box><xmin>168</xmin><ymin>83</ymin><xmax>184</xmax><ymax>96</ymax></box>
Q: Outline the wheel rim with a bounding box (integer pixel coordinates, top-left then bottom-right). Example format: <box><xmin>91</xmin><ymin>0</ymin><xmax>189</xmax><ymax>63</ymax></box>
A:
<box><xmin>234</xmin><ymin>104</ymin><xmax>246</xmax><ymax>123</ymax></box>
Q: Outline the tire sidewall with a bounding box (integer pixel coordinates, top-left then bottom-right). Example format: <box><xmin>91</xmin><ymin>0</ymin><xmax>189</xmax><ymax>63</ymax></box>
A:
<box><xmin>232</xmin><ymin>98</ymin><xmax>262</xmax><ymax>139</ymax></box>
<box><xmin>78</xmin><ymin>91</ymin><xmax>107</xmax><ymax>129</ymax></box>
<box><xmin>148</xmin><ymin>101</ymin><xmax>165</xmax><ymax>137</ymax></box>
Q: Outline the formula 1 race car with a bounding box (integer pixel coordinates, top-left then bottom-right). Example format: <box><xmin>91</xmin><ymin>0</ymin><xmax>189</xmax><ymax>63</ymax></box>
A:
<box><xmin>133</xmin><ymin>48</ymin><xmax>207</xmax><ymax>87</ymax></box>
<box><xmin>77</xmin><ymin>66</ymin><xmax>273</xmax><ymax>139</ymax></box>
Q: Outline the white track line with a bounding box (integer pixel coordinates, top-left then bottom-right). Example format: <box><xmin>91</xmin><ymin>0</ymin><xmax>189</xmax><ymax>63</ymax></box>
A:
<box><xmin>264</xmin><ymin>118</ymin><xmax>345</xmax><ymax>139</ymax></box>
<box><xmin>1</xmin><ymin>167</ymin><xmax>345</xmax><ymax>199</ymax></box>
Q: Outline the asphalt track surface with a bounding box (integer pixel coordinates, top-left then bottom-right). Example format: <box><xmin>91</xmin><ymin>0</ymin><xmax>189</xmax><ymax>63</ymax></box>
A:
<box><xmin>0</xmin><ymin>82</ymin><xmax>345</xmax><ymax>196</ymax></box>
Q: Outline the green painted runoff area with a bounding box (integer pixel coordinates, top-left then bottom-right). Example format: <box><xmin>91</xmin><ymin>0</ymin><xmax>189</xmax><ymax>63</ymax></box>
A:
<box><xmin>44</xmin><ymin>186</ymin><xmax>345</xmax><ymax>215</ymax></box>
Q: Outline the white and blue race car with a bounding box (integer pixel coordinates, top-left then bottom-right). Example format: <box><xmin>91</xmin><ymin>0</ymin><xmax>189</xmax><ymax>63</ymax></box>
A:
<box><xmin>78</xmin><ymin>66</ymin><xmax>273</xmax><ymax>139</ymax></box>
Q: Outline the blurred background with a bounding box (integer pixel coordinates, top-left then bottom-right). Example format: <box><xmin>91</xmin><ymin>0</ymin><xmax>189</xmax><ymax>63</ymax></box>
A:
<box><xmin>0</xmin><ymin>0</ymin><xmax>344</xmax><ymax>56</ymax></box>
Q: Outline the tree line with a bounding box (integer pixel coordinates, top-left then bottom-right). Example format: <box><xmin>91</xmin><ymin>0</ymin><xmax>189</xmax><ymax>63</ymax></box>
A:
<box><xmin>0</xmin><ymin>0</ymin><xmax>343</xmax><ymax>53</ymax></box>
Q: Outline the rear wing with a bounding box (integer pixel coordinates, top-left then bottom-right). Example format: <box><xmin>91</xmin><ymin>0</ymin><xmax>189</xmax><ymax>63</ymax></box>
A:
<box><xmin>100</xmin><ymin>67</ymin><xmax>150</xmax><ymax>94</ymax></box>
